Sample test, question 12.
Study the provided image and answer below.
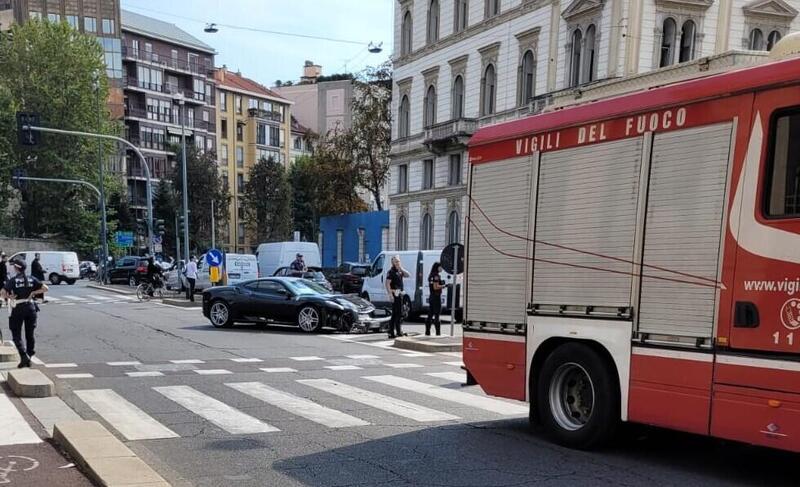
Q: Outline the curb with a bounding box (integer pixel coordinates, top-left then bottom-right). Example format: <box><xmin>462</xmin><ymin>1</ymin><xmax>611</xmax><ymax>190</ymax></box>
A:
<box><xmin>162</xmin><ymin>298</ymin><xmax>201</xmax><ymax>308</ymax></box>
<box><xmin>53</xmin><ymin>420</ymin><xmax>171</xmax><ymax>487</ymax></box>
<box><xmin>86</xmin><ymin>284</ymin><xmax>136</xmax><ymax>296</ymax></box>
<box><xmin>0</xmin><ymin>344</ymin><xmax>19</xmax><ymax>363</ymax></box>
<box><xmin>393</xmin><ymin>336</ymin><xmax>463</xmax><ymax>353</ymax></box>
<box><xmin>8</xmin><ymin>368</ymin><xmax>55</xmax><ymax>397</ymax></box>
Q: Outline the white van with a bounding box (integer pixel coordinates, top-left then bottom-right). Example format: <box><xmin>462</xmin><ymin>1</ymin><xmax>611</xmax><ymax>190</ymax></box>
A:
<box><xmin>8</xmin><ymin>251</ymin><xmax>80</xmax><ymax>285</ymax></box>
<box><xmin>360</xmin><ymin>250</ymin><xmax>462</xmax><ymax>319</ymax></box>
<box><xmin>255</xmin><ymin>242</ymin><xmax>321</xmax><ymax>278</ymax></box>
<box><xmin>224</xmin><ymin>253</ymin><xmax>258</xmax><ymax>285</ymax></box>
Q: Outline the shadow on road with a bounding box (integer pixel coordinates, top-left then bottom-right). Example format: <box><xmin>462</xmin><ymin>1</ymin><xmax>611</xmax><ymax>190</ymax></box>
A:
<box><xmin>179</xmin><ymin>323</ymin><xmax>362</xmax><ymax>336</ymax></box>
<box><xmin>272</xmin><ymin>419</ymin><xmax>794</xmax><ymax>487</ymax></box>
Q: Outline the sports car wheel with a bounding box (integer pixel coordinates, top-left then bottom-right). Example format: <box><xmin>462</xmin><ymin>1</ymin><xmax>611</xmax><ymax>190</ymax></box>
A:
<box><xmin>209</xmin><ymin>300</ymin><xmax>233</xmax><ymax>328</ymax></box>
<box><xmin>297</xmin><ymin>305</ymin><xmax>323</xmax><ymax>333</ymax></box>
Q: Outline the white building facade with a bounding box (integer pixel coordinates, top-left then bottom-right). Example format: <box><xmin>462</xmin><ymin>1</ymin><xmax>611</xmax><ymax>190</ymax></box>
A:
<box><xmin>388</xmin><ymin>0</ymin><xmax>800</xmax><ymax>252</ymax></box>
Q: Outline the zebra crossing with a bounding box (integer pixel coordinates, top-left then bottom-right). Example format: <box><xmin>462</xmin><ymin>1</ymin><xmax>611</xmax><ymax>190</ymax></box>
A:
<box><xmin>41</xmin><ymin>294</ymin><xmax>139</xmax><ymax>306</ymax></box>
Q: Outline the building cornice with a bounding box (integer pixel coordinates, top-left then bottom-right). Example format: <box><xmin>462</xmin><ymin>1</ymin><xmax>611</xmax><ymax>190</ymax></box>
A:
<box><xmin>743</xmin><ymin>0</ymin><xmax>799</xmax><ymax>20</ymax></box>
<box><xmin>122</xmin><ymin>26</ymin><xmax>216</xmax><ymax>55</ymax></box>
<box><xmin>216</xmin><ymin>85</ymin><xmax>293</xmax><ymax>106</ymax></box>
<box><xmin>389</xmin><ymin>185</ymin><xmax>467</xmax><ymax>205</ymax></box>
<box><xmin>652</xmin><ymin>0</ymin><xmax>713</xmax><ymax>12</ymax></box>
<box><xmin>562</xmin><ymin>0</ymin><xmax>605</xmax><ymax>22</ymax></box>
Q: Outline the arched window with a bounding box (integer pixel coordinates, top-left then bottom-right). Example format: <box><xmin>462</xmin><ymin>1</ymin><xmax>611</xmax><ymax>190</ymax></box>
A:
<box><xmin>454</xmin><ymin>0</ymin><xmax>468</xmax><ymax>33</ymax></box>
<box><xmin>420</xmin><ymin>213</ymin><xmax>433</xmax><ymax>250</ymax></box>
<box><xmin>480</xmin><ymin>64</ymin><xmax>496</xmax><ymax>116</ymax></box>
<box><xmin>396</xmin><ymin>216</ymin><xmax>408</xmax><ymax>251</ymax></box>
<box><xmin>401</xmin><ymin>10</ymin><xmax>413</xmax><ymax>56</ymax></box>
<box><xmin>519</xmin><ymin>50</ymin><xmax>535</xmax><ymax>106</ymax></box>
<box><xmin>447</xmin><ymin>210</ymin><xmax>460</xmax><ymax>245</ymax></box>
<box><xmin>569</xmin><ymin>28</ymin><xmax>582</xmax><ymax>87</ymax></box>
<box><xmin>427</xmin><ymin>0</ymin><xmax>440</xmax><ymax>44</ymax></box>
<box><xmin>452</xmin><ymin>75</ymin><xmax>464</xmax><ymax>119</ymax></box>
<box><xmin>679</xmin><ymin>20</ymin><xmax>696</xmax><ymax>63</ymax></box>
<box><xmin>582</xmin><ymin>24</ymin><xmax>596</xmax><ymax>83</ymax></box>
<box><xmin>398</xmin><ymin>95</ymin><xmax>410</xmax><ymax>138</ymax></box>
<box><xmin>767</xmin><ymin>30</ymin><xmax>782</xmax><ymax>51</ymax></box>
<box><xmin>424</xmin><ymin>85</ymin><xmax>437</xmax><ymax>127</ymax></box>
<box><xmin>660</xmin><ymin>18</ymin><xmax>677</xmax><ymax>67</ymax></box>
<box><xmin>749</xmin><ymin>28</ymin><xmax>765</xmax><ymax>50</ymax></box>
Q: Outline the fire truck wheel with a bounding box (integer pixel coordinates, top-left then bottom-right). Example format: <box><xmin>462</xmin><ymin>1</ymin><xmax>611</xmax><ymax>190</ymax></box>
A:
<box><xmin>536</xmin><ymin>342</ymin><xmax>619</xmax><ymax>449</ymax></box>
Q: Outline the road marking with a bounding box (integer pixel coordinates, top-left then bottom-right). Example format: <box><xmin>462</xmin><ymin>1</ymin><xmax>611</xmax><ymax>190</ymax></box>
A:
<box><xmin>443</xmin><ymin>361</ymin><xmax>464</xmax><ymax>367</ymax></box>
<box><xmin>75</xmin><ymin>389</ymin><xmax>178</xmax><ymax>440</ymax></box>
<box><xmin>169</xmin><ymin>359</ymin><xmax>205</xmax><ymax>364</ymax></box>
<box><xmin>154</xmin><ymin>385</ymin><xmax>278</xmax><ymax>434</ymax></box>
<box><xmin>114</xmin><ymin>295</ymin><xmax>137</xmax><ymax>300</ymax></box>
<box><xmin>438</xmin><ymin>352</ymin><xmax>463</xmax><ymax>358</ymax></box>
<box><xmin>87</xmin><ymin>295</ymin><xmax>114</xmax><ymax>301</ymax></box>
<box><xmin>60</xmin><ymin>303</ymin><xmax>75</xmax><ymax>306</ymax></box>
<box><xmin>401</xmin><ymin>352</ymin><xmax>434</xmax><ymax>357</ymax></box>
<box><xmin>126</xmin><ymin>371</ymin><xmax>164</xmax><ymax>378</ymax></box>
<box><xmin>321</xmin><ymin>335</ymin><xmax>395</xmax><ymax>350</ymax></box>
<box><xmin>383</xmin><ymin>363</ymin><xmax>424</xmax><ymax>368</ymax></box>
<box><xmin>22</xmin><ymin>396</ymin><xmax>82</xmax><ymax>436</ymax></box>
<box><xmin>324</xmin><ymin>365</ymin><xmax>363</xmax><ymax>371</ymax></box>
<box><xmin>0</xmin><ymin>393</ymin><xmax>42</xmax><ymax>445</ymax></box>
<box><xmin>44</xmin><ymin>363</ymin><xmax>78</xmax><ymax>368</ymax></box>
<box><xmin>108</xmin><ymin>361</ymin><xmax>142</xmax><ymax>366</ymax></box>
<box><xmin>44</xmin><ymin>296</ymin><xmax>59</xmax><ymax>302</ymax></box>
<box><xmin>62</xmin><ymin>295</ymin><xmax>87</xmax><ymax>301</ymax></box>
<box><xmin>85</xmin><ymin>302</ymin><xmax>103</xmax><ymax>305</ymax></box>
<box><xmin>55</xmin><ymin>373</ymin><xmax>93</xmax><ymax>379</ymax></box>
<box><xmin>230</xmin><ymin>358</ymin><xmax>263</xmax><ymax>363</ymax></box>
<box><xmin>290</xmin><ymin>356</ymin><xmax>324</xmax><ymax>361</ymax></box>
<box><xmin>260</xmin><ymin>367</ymin><xmax>297</xmax><ymax>373</ymax></box>
<box><xmin>227</xmin><ymin>382</ymin><xmax>369</xmax><ymax>428</ymax></box>
<box><xmin>346</xmin><ymin>354</ymin><xmax>380</xmax><ymax>359</ymax></box>
<box><xmin>426</xmin><ymin>372</ymin><xmax>465</xmax><ymax>382</ymax></box>
<box><xmin>364</xmin><ymin>376</ymin><xmax>528</xmax><ymax>416</ymax></box>
<box><xmin>299</xmin><ymin>379</ymin><xmax>459</xmax><ymax>422</ymax></box>
<box><xmin>29</xmin><ymin>357</ymin><xmax>45</xmax><ymax>365</ymax></box>
<box><xmin>194</xmin><ymin>369</ymin><xmax>232</xmax><ymax>375</ymax></box>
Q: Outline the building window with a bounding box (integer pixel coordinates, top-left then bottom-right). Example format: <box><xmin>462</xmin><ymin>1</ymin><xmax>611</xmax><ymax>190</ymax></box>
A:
<box><xmin>401</xmin><ymin>10</ymin><xmax>413</xmax><ymax>56</ymax></box>
<box><xmin>66</xmin><ymin>15</ymin><xmax>78</xmax><ymax>29</ymax></box>
<box><xmin>220</xmin><ymin>91</ymin><xmax>227</xmax><ymax>112</ymax></box>
<box><xmin>519</xmin><ymin>50</ymin><xmax>536</xmax><ymax>106</ymax></box>
<box><xmin>238</xmin><ymin>223</ymin><xmax>245</xmax><ymax>245</ymax></box>
<box><xmin>454</xmin><ymin>0</ymin><xmax>468</xmax><ymax>33</ymax></box>
<box><xmin>679</xmin><ymin>20</ymin><xmax>696</xmax><ymax>63</ymax></box>
<box><xmin>293</xmin><ymin>136</ymin><xmax>302</xmax><ymax>150</ymax></box>
<box><xmin>236</xmin><ymin>123</ymin><xmax>243</xmax><ymax>142</ymax></box>
<box><xmin>766</xmin><ymin>110</ymin><xmax>800</xmax><ymax>217</ymax></box>
<box><xmin>423</xmin><ymin>85</ymin><xmax>437</xmax><ymax>128</ymax></box>
<box><xmin>420</xmin><ymin>213</ymin><xmax>433</xmax><ymax>250</ymax></box>
<box><xmin>398</xmin><ymin>164</ymin><xmax>409</xmax><ymax>193</ymax></box>
<box><xmin>582</xmin><ymin>24</ymin><xmax>597</xmax><ymax>83</ymax></box>
<box><xmin>29</xmin><ymin>11</ymin><xmax>42</xmax><ymax>20</ymax></box>
<box><xmin>221</xmin><ymin>144</ymin><xmax>228</xmax><ymax>162</ymax></box>
<box><xmin>660</xmin><ymin>18</ymin><xmax>678</xmax><ymax>66</ymax></box>
<box><xmin>768</xmin><ymin>30</ymin><xmax>782</xmax><ymax>51</ymax></box>
<box><xmin>235</xmin><ymin>95</ymin><xmax>243</xmax><ymax>114</ymax></box>
<box><xmin>569</xmin><ymin>29</ymin><xmax>582</xmax><ymax>87</ymax></box>
<box><xmin>249</xmin><ymin>98</ymin><xmax>259</xmax><ymax>110</ymax></box>
<box><xmin>396</xmin><ymin>216</ymin><xmax>408</xmax><ymax>251</ymax></box>
<box><xmin>448</xmin><ymin>154</ymin><xmax>462</xmax><ymax>185</ymax></box>
<box><xmin>423</xmin><ymin>159</ymin><xmax>434</xmax><ymax>189</ymax></box>
<box><xmin>102</xmin><ymin>18</ymin><xmax>115</xmax><ymax>34</ymax></box>
<box><xmin>47</xmin><ymin>13</ymin><xmax>60</xmax><ymax>23</ymax></box>
<box><xmin>447</xmin><ymin>210</ymin><xmax>460</xmax><ymax>244</ymax></box>
<box><xmin>485</xmin><ymin>0</ymin><xmax>500</xmax><ymax>19</ymax></box>
<box><xmin>357</xmin><ymin>228</ymin><xmax>366</xmax><ymax>263</ymax></box>
<box><xmin>749</xmin><ymin>27</ymin><xmax>765</xmax><ymax>51</ymax></box>
<box><xmin>84</xmin><ymin>16</ymin><xmax>96</xmax><ymax>33</ymax></box>
<box><xmin>336</xmin><ymin>229</ymin><xmax>344</xmax><ymax>267</ymax></box>
<box><xmin>236</xmin><ymin>147</ymin><xmax>244</xmax><ymax>167</ymax></box>
<box><xmin>221</xmin><ymin>119</ymin><xmax>228</xmax><ymax>139</ymax></box>
<box><xmin>237</xmin><ymin>174</ymin><xmax>245</xmax><ymax>193</ymax></box>
<box><xmin>398</xmin><ymin>95</ymin><xmax>411</xmax><ymax>138</ymax></box>
<box><xmin>480</xmin><ymin>64</ymin><xmax>496</xmax><ymax>116</ymax></box>
<box><xmin>452</xmin><ymin>75</ymin><xmax>464</xmax><ymax>119</ymax></box>
<box><xmin>427</xmin><ymin>0</ymin><xmax>440</xmax><ymax>44</ymax></box>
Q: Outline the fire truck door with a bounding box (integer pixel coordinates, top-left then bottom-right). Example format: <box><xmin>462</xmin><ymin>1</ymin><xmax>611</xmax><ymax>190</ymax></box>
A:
<box><xmin>729</xmin><ymin>89</ymin><xmax>800</xmax><ymax>354</ymax></box>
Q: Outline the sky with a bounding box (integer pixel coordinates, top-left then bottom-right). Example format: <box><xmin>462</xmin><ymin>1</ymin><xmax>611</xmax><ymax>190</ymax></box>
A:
<box><xmin>120</xmin><ymin>0</ymin><xmax>394</xmax><ymax>87</ymax></box>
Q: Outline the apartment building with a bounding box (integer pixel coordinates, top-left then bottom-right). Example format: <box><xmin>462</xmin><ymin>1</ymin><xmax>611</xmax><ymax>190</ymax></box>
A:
<box><xmin>214</xmin><ymin>66</ymin><xmax>292</xmax><ymax>253</ymax></box>
<box><xmin>121</xmin><ymin>9</ymin><xmax>217</xmax><ymax>217</ymax></box>
<box><xmin>388</xmin><ymin>0</ymin><xmax>799</xmax><ymax>252</ymax></box>
<box><xmin>290</xmin><ymin>115</ymin><xmax>315</xmax><ymax>164</ymax></box>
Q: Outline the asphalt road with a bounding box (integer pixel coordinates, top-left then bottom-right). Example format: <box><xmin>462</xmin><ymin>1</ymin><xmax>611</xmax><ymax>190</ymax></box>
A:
<box><xmin>6</xmin><ymin>281</ymin><xmax>794</xmax><ymax>487</ymax></box>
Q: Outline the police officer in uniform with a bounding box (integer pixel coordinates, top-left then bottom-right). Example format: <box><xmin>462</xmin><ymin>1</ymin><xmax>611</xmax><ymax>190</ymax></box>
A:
<box><xmin>0</xmin><ymin>252</ymin><xmax>7</xmax><ymax>309</ymax></box>
<box><xmin>385</xmin><ymin>255</ymin><xmax>409</xmax><ymax>339</ymax></box>
<box><xmin>1</xmin><ymin>259</ymin><xmax>48</xmax><ymax>368</ymax></box>
<box><xmin>425</xmin><ymin>262</ymin><xmax>444</xmax><ymax>336</ymax></box>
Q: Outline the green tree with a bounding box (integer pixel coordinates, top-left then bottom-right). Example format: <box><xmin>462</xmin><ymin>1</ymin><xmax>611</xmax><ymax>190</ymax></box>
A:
<box><xmin>312</xmin><ymin>130</ymin><xmax>368</xmax><ymax>215</ymax></box>
<box><xmin>243</xmin><ymin>157</ymin><xmax>292</xmax><ymax>243</ymax></box>
<box><xmin>289</xmin><ymin>156</ymin><xmax>319</xmax><ymax>241</ymax></box>
<box><xmin>0</xmin><ymin>20</ymin><xmax>120</xmax><ymax>254</ymax></box>
<box><xmin>171</xmin><ymin>146</ymin><xmax>229</xmax><ymax>253</ymax></box>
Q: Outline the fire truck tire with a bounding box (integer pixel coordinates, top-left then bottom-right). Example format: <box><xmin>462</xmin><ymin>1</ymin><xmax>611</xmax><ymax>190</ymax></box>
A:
<box><xmin>536</xmin><ymin>342</ymin><xmax>619</xmax><ymax>449</ymax></box>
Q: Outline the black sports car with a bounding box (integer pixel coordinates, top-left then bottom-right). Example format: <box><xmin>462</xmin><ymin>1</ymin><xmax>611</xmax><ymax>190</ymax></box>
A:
<box><xmin>202</xmin><ymin>277</ymin><xmax>391</xmax><ymax>333</ymax></box>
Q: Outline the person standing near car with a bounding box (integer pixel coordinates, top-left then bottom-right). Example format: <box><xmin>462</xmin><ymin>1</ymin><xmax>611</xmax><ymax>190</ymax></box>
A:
<box><xmin>184</xmin><ymin>255</ymin><xmax>198</xmax><ymax>302</ymax></box>
<box><xmin>385</xmin><ymin>255</ymin><xmax>409</xmax><ymax>339</ymax></box>
<box><xmin>1</xmin><ymin>259</ymin><xmax>48</xmax><ymax>368</ymax></box>
<box><xmin>289</xmin><ymin>253</ymin><xmax>306</xmax><ymax>277</ymax></box>
<box><xmin>31</xmin><ymin>253</ymin><xmax>47</xmax><ymax>303</ymax></box>
<box><xmin>425</xmin><ymin>262</ymin><xmax>444</xmax><ymax>336</ymax></box>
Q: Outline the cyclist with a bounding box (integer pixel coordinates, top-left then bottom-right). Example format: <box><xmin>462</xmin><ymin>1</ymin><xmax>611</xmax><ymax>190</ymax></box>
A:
<box><xmin>143</xmin><ymin>256</ymin><xmax>164</xmax><ymax>296</ymax></box>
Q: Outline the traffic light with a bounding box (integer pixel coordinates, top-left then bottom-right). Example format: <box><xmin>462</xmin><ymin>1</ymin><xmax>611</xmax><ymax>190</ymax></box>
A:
<box><xmin>16</xmin><ymin>112</ymin><xmax>40</xmax><ymax>147</ymax></box>
<box><xmin>135</xmin><ymin>218</ymin><xmax>147</xmax><ymax>236</ymax></box>
<box><xmin>155</xmin><ymin>219</ymin><xmax>166</xmax><ymax>236</ymax></box>
<box><xmin>178</xmin><ymin>215</ymin><xmax>186</xmax><ymax>234</ymax></box>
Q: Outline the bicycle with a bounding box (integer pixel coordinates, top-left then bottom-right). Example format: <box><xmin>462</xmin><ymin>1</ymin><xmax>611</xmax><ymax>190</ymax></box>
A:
<box><xmin>136</xmin><ymin>281</ymin><xmax>164</xmax><ymax>301</ymax></box>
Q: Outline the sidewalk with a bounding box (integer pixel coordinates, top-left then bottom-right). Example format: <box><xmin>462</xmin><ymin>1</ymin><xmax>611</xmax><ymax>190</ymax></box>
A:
<box><xmin>86</xmin><ymin>283</ymin><xmax>137</xmax><ymax>295</ymax></box>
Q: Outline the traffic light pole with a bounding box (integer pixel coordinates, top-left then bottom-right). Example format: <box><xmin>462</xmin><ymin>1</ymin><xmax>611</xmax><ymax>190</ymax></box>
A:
<box><xmin>178</xmin><ymin>99</ymin><xmax>190</xmax><ymax>265</ymax></box>
<box><xmin>21</xmin><ymin>124</ymin><xmax>155</xmax><ymax>250</ymax></box>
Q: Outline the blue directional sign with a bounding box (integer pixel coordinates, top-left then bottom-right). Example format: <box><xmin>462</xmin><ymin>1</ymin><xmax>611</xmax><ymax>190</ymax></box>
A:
<box><xmin>206</xmin><ymin>249</ymin><xmax>223</xmax><ymax>267</ymax></box>
<box><xmin>115</xmin><ymin>231</ymin><xmax>134</xmax><ymax>248</ymax></box>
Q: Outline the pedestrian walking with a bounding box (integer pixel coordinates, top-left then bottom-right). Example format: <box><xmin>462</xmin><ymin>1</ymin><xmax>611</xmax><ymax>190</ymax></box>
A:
<box><xmin>385</xmin><ymin>255</ymin><xmax>409</xmax><ymax>339</ymax></box>
<box><xmin>0</xmin><ymin>252</ymin><xmax>7</xmax><ymax>309</ymax></box>
<box><xmin>425</xmin><ymin>262</ymin><xmax>444</xmax><ymax>336</ymax></box>
<box><xmin>31</xmin><ymin>253</ymin><xmax>44</xmax><ymax>281</ymax></box>
<box><xmin>184</xmin><ymin>255</ymin><xmax>198</xmax><ymax>302</ymax></box>
<box><xmin>1</xmin><ymin>259</ymin><xmax>48</xmax><ymax>368</ymax></box>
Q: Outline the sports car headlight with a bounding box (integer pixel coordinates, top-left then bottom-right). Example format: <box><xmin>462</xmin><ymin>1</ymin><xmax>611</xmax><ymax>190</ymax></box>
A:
<box><xmin>333</xmin><ymin>298</ymin><xmax>358</xmax><ymax>310</ymax></box>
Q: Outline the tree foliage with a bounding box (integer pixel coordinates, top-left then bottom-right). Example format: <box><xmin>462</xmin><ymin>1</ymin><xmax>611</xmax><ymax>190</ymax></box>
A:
<box><xmin>152</xmin><ymin>179</ymin><xmax>179</xmax><ymax>256</ymax></box>
<box><xmin>242</xmin><ymin>157</ymin><xmax>292</xmax><ymax>243</ymax></box>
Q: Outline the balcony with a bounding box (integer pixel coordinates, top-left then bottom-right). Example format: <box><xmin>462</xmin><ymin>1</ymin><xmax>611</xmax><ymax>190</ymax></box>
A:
<box><xmin>127</xmin><ymin>134</ymin><xmax>169</xmax><ymax>153</ymax></box>
<box><xmin>122</xmin><ymin>46</ymin><xmax>213</xmax><ymax>77</ymax></box>
<box><xmin>123</xmin><ymin>77</ymin><xmax>212</xmax><ymax>105</ymax></box>
<box><xmin>248</xmin><ymin>108</ymin><xmax>283</xmax><ymax>123</ymax></box>
<box><xmin>422</xmin><ymin>118</ymin><xmax>478</xmax><ymax>155</ymax></box>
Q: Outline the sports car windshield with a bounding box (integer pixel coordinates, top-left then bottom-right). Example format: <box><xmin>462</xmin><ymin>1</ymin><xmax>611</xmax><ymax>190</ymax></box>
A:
<box><xmin>286</xmin><ymin>279</ymin><xmax>329</xmax><ymax>295</ymax></box>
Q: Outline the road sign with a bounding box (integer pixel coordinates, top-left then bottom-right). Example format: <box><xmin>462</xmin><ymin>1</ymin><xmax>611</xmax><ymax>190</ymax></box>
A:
<box><xmin>440</xmin><ymin>243</ymin><xmax>465</xmax><ymax>275</ymax></box>
<box><xmin>151</xmin><ymin>235</ymin><xmax>162</xmax><ymax>245</ymax></box>
<box><xmin>206</xmin><ymin>249</ymin><xmax>223</xmax><ymax>267</ymax></box>
<box><xmin>115</xmin><ymin>231</ymin><xmax>134</xmax><ymax>248</ymax></box>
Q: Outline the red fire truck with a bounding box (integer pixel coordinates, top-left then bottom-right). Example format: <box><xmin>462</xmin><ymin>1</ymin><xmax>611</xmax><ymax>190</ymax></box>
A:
<box><xmin>463</xmin><ymin>36</ymin><xmax>800</xmax><ymax>452</ymax></box>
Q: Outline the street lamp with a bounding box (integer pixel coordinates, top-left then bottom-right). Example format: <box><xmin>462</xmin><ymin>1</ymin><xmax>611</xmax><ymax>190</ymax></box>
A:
<box><xmin>93</xmin><ymin>73</ymin><xmax>109</xmax><ymax>282</ymax></box>
<box><xmin>175</xmin><ymin>95</ymin><xmax>190</xmax><ymax>263</ymax></box>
